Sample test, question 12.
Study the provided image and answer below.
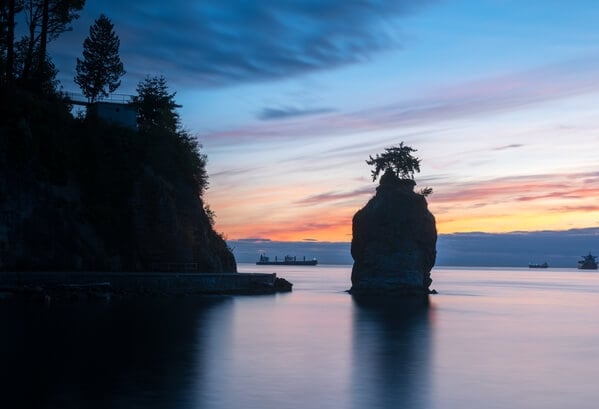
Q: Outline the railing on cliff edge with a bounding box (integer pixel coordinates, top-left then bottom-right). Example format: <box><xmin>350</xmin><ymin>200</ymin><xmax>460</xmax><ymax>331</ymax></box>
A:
<box><xmin>63</xmin><ymin>91</ymin><xmax>134</xmax><ymax>106</ymax></box>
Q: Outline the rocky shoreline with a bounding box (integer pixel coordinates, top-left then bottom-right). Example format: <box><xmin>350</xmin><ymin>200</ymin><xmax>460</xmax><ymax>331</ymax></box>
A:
<box><xmin>0</xmin><ymin>272</ymin><xmax>293</xmax><ymax>301</ymax></box>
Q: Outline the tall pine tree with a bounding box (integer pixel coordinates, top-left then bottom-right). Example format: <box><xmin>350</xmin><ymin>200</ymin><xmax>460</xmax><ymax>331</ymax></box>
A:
<box><xmin>74</xmin><ymin>14</ymin><xmax>124</xmax><ymax>102</ymax></box>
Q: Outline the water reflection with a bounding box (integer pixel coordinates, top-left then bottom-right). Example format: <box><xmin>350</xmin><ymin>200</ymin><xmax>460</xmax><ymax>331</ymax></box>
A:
<box><xmin>0</xmin><ymin>297</ymin><xmax>230</xmax><ymax>409</ymax></box>
<box><xmin>351</xmin><ymin>296</ymin><xmax>433</xmax><ymax>409</ymax></box>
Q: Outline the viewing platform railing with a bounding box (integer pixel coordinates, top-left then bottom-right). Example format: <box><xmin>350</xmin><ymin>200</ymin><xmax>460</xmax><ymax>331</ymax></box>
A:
<box><xmin>63</xmin><ymin>91</ymin><xmax>134</xmax><ymax>105</ymax></box>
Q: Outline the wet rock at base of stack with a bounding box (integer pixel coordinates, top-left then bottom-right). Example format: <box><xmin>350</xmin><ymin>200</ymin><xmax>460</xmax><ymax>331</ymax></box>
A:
<box><xmin>350</xmin><ymin>169</ymin><xmax>437</xmax><ymax>296</ymax></box>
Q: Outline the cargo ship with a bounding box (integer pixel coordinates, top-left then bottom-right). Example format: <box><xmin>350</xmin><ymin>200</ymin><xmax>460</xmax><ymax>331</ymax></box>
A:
<box><xmin>256</xmin><ymin>254</ymin><xmax>318</xmax><ymax>266</ymax></box>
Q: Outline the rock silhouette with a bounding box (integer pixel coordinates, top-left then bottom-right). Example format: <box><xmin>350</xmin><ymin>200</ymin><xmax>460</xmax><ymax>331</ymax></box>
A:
<box><xmin>350</xmin><ymin>170</ymin><xmax>437</xmax><ymax>295</ymax></box>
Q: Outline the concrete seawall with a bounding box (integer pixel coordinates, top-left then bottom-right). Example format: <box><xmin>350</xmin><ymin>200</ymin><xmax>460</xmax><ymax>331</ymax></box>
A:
<box><xmin>0</xmin><ymin>272</ymin><xmax>291</xmax><ymax>295</ymax></box>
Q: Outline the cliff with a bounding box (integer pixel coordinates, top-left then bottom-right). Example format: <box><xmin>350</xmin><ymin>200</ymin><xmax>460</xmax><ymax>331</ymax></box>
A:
<box><xmin>0</xmin><ymin>91</ymin><xmax>236</xmax><ymax>273</ymax></box>
<box><xmin>350</xmin><ymin>170</ymin><xmax>437</xmax><ymax>295</ymax></box>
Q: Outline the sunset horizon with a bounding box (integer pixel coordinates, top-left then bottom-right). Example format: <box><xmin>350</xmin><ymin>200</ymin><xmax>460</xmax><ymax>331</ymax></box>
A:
<box><xmin>209</xmin><ymin>167</ymin><xmax>599</xmax><ymax>242</ymax></box>
<box><xmin>45</xmin><ymin>0</ymin><xmax>599</xmax><ymax>245</ymax></box>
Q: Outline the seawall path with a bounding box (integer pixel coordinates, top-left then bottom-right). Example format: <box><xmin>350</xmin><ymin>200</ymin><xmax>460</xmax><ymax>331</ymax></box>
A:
<box><xmin>0</xmin><ymin>272</ymin><xmax>292</xmax><ymax>298</ymax></box>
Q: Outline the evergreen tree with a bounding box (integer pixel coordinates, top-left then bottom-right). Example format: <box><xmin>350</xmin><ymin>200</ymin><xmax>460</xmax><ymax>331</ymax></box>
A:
<box><xmin>366</xmin><ymin>142</ymin><xmax>421</xmax><ymax>181</ymax></box>
<box><xmin>366</xmin><ymin>142</ymin><xmax>433</xmax><ymax>196</ymax></box>
<box><xmin>133</xmin><ymin>75</ymin><xmax>209</xmax><ymax>195</ymax></box>
<box><xmin>133</xmin><ymin>75</ymin><xmax>181</xmax><ymax>133</ymax></box>
<box><xmin>74</xmin><ymin>14</ymin><xmax>124</xmax><ymax>102</ymax></box>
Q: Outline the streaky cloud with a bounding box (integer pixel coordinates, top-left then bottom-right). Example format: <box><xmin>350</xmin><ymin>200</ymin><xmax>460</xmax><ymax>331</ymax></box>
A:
<box><xmin>257</xmin><ymin>106</ymin><xmax>335</xmax><ymax>121</ymax></box>
<box><xmin>551</xmin><ymin>205</ymin><xmax>599</xmax><ymax>212</ymax></box>
<box><xmin>295</xmin><ymin>186</ymin><xmax>374</xmax><ymax>205</ymax></box>
<box><xmin>54</xmin><ymin>0</ymin><xmax>434</xmax><ymax>88</ymax></box>
<box><xmin>235</xmin><ymin>238</ymin><xmax>273</xmax><ymax>243</ymax></box>
<box><xmin>431</xmin><ymin>171</ymin><xmax>596</xmax><ymax>205</ymax></box>
<box><xmin>210</xmin><ymin>166</ymin><xmax>263</xmax><ymax>178</ymax></box>
<box><xmin>203</xmin><ymin>54</ymin><xmax>599</xmax><ymax>143</ymax></box>
<box><xmin>492</xmin><ymin>144</ymin><xmax>524</xmax><ymax>151</ymax></box>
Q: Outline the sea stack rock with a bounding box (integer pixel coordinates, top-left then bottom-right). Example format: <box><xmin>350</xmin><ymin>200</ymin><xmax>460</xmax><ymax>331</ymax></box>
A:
<box><xmin>350</xmin><ymin>170</ymin><xmax>437</xmax><ymax>295</ymax></box>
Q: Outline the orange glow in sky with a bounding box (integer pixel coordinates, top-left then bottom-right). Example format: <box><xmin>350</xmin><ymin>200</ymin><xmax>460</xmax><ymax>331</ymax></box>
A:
<box><xmin>208</xmin><ymin>170</ymin><xmax>599</xmax><ymax>242</ymax></box>
<box><xmin>194</xmin><ymin>4</ymin><xmax>599</xmax><ymax>244</ymax></box>
<box><xmin>47</xmin><ymin>0</ymin><xmax>599</xmax><ymax>244</ymax></box>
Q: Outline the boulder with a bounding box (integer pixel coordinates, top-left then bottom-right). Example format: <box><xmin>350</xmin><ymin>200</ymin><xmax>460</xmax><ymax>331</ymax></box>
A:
<box><xmin>350</xmin><ymin>170</ymin><xmax>437</xmax><ymax>295</ymax></box>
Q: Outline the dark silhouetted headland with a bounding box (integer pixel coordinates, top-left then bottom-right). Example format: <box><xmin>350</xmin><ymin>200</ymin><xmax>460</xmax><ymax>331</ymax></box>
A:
<box><xmin>0</xmin><ymin>89</ymin><xmax>235</xmax><ymax>274</ymax></box>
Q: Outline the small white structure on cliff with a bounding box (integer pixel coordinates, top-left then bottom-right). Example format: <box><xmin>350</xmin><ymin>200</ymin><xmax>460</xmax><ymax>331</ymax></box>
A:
<box><xmin>66</xmin><ymin>92</ymin><xmax>137</xmax><ymax>130</ymax></box>
<box><xmin>87</xmin><ymin>101</ymin><xmax>137</xmax><ymax>129</ymax></box>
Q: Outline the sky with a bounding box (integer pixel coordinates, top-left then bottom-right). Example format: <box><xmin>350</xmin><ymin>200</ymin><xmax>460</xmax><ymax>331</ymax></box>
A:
<box><xmin>48</xmin><ymin>0</ymin><xmax>599</xmax><ymax>261</ymax></box>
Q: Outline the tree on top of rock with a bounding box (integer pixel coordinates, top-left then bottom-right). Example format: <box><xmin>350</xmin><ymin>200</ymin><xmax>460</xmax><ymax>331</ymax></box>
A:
<box><xmin>74</xmin><ymin>14</ymin><xmax>125</xmax><ymax>102</ymax></box>
<box><xmin>366</xmin><ymin>142</ymin><xmax>433</xmax><ymax>196</ymax></box>
<box><xmin>366</xmin><ymin>142</ymin><xmax>421</xmax><ymax>181</ymax></box>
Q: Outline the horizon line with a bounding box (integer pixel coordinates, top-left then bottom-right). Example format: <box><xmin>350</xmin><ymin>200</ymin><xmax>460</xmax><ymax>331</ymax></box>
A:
<box><xmin>228</xmin><ymin>226</ymin><xmax>599</xmax><ymax>243</ymax></box>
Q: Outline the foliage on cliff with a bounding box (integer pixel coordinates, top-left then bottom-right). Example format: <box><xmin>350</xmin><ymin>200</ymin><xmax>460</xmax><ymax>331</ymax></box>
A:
<box><xmin>1</xmin><ymin>0</ymin><xmax>85</xmax><ymax>93</ymax></box>
<box><xmin>0</xmin><ymin>88</ymin><xmax>236</xmax><ymax>272</ymax></box>
<box><xmin>1</xmin><ymin>2</ymin><xmax>235</xmax><ymax>272</ymax></box>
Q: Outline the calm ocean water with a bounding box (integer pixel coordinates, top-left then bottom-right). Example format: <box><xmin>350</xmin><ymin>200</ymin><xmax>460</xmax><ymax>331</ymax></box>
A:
<box><xmin>2</xmin><ymin>264</ymin><xmax>599</xmax><ymax>409</ymax></box>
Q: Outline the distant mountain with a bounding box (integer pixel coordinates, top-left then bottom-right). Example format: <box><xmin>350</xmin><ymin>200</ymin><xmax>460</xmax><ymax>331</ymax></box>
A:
<box><xmin>229</xmin><ymin>228</ymin><xmax>599</xmax><ymax>267</ymax></box>
<box><xmin>436</xmin><ymin>228</ymin><xmax>599</xmax><ymax>267</ymax></box>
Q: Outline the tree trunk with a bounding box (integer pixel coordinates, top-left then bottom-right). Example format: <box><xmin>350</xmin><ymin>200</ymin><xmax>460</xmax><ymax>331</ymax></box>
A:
<box><xmin>22</xmin><ymin>21</ymin><xmax>36</xmax><ymax>83</ymax></box>
<box><xmin>37</xmin><ymin>0</ymin><xmax>49</xmax><ymax>79</ymax></box>
<box><xmin>6</xmin><ymin>0</ymin><xmax>16</xmax><ymax>88</ymax></box>
<box><xmin>22</xmin><ymin>1</ymin><xmax>41</xmax><ymax>84</ymax></box>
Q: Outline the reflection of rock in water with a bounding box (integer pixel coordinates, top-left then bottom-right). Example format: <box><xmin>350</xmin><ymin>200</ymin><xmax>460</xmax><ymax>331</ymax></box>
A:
<box><xmin>0</xmin><ymin>298</ymin><xmax>229</xmax><ymax>409</ymax></box>
<box><xmin>351</xmin><ymin>296</ymin><xmax>433</xmax><ymax>409</ymax></box>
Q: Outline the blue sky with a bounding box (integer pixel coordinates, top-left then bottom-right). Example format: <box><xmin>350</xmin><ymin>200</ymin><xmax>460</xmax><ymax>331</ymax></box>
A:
<box><xmin>49</xmin><ymin>1</ymin><xmax>599</xmax><ymax>261</ymax></box>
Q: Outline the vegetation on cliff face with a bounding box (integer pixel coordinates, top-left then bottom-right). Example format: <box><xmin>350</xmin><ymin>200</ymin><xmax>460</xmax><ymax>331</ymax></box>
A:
<box><xmin>0</xmin><ymin>85</ymin><xmax>236</xmax><ymax>272</ymax></box>
<box><xmin>0</xmin><ymin>4</ymin><xmax>236</xmax><ymax>272</ymax></box>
